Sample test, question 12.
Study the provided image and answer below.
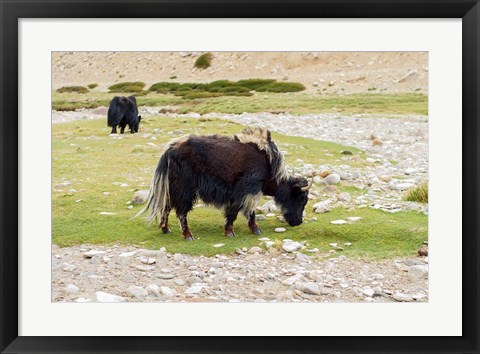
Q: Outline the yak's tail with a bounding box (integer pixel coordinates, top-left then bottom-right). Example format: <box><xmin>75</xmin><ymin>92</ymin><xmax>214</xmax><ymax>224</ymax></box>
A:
<box><xmin>107</xmin><ymin>96</ymin><xmax>127</xmax><ymax>127</ymax></box>
<box><xmin>134</xmin><ymin>151</ymin><xmax>171</xmax><ymax>222</ymax></box>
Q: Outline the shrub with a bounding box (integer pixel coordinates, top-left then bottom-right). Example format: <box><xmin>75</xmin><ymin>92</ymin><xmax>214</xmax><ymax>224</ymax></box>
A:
<box><xmin>235</xmin><ymin>79</ymin><xmax>276</xmax><ymax>90</ymax></box>
<box><xmin>404</xmin><ymin>183</ymin><xmax>428</xmax><ymax>203</ymax></box>
<box><xmin>149</xmin><ymin>82</ymin><xmax>185</xmax><ymax>92</ymax></box>
<box><xmin>132</xmin><ymin>90</ymin><xmax>150</xmax><ymax>97</ymax></box>
<box><xmin>56</xmin><ymin>86</ymin><xmax>89</xmax><ymax>94</ymax></box>
<box><xmin>218</xmin><ymin>86</ymin><xmax>251</xmax><ymax>93</ymax></box>
<box><xmin>224</xmin><ymin>91</ymin><xmax>253</xmax><ymax>97</ymax></box>
<box><xmin>108</xmin><ymin>81</ymin><xmax>145</xmax><ymax>92</ymax></box>
<box><xmin>181</xmin><ymin>91</ymin><xmax>224</xmax><ymax>99</ymax></box>
<box><xmin>256</xmin><ymin>82</ymin><xmax>306</xmax><ymax>93</ymax></box>
<box><xmin>194</xmin><ymin>52</ymin><xmax>213</xmax><ymax>69</ymax></box>
<box><xmin>87</xmin><ymin>83</ymin><xmax>98</xmax><ymax>89</ymax></box>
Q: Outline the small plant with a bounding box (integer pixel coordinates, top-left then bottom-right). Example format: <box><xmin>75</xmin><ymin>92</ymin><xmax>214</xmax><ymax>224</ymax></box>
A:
<box><xmin>181</xmin><ymin>91</ymin><xmax>224</xmax><ymax>100</ymax></box>
<box><xmin>368</xmin><ymin>87</ymin><xmax>377</xmax><ymax>91</ymax></box>
<box><xmin>132</xmin><ymin>90</ymin><xmax>150</xmax><ymax>97</ymax></box>
<box><xmin>56</xmin><ymin>86</ymin><xmax>89</xmax><ymax>94</ymax></box>
<box><xmin>194</xmin><ymin>52</ymin><xmax>213</xmax><ymax>69</ymax></box>
<box><xmin>170</xmin><ymin>75</ymin><xmax>177</xmax><ymax>80</ymax></box>
<box><xmin>87</xmin><ymin>83</ymin><xmax>98</xmax><ymax>89</ymax></box>
<box><xmin>218</xmin><ymin>86</ymin><xmax>251</xmax><ymax>93</ymax></box>
<box><xmin>404</xmin><ymin>182</ymin><xmax>428</xmax><ymax>203</ymax></box>
<box><xmin>256</xmin><ymin>82</ymin><xmax>306</xmax><ymax>93</ymax></box>
<box><xmin>108</xmin><ymin>81</ymin><xmax>145</xmax><ymax>93</ymax></box>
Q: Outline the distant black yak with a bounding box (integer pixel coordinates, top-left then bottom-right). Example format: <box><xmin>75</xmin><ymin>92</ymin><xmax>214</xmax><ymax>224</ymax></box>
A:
<box><xmin>136</xmin><ymin>128</ymin><xmax>312</xmax><ymax>241</ymax></box>
<box><xmin>107</xmin><ymin>96</ymin><xmax>141</xmax><ymax>134</ymax></box>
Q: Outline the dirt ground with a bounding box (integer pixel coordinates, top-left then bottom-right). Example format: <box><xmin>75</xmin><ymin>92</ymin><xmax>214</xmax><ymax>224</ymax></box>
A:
<box><xmin>52</xmin><ymin>51</ymin><xmax>428</xmax><ymax>94</ymax></box>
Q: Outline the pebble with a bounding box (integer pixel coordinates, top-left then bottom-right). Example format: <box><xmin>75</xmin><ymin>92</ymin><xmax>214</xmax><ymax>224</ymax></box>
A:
<box><xmin>298</xmin><ymin>282</ymin><xmax>321</xmax><ymax>295</ymax></box>
<box><xmin>249</xmin><ymin>246</ymin><xmax>263</xmax><ymax>254</ymax></box>
<box><xmin>83</xmin><ymin>250</ymin><xmax>106</xmax><ymax>258</ymax></box>
<box><xmin>282</xmin><ymin>242</ymin><xmax>302</xmax><ymax>252</ymax></box>
<box><xmin>338</xmin><ymin>192</ymin><xmax>351</xmax><ymax>203</ymax></box>
<box><xmin>127</xmin><ymin>285</ymin><xmax>148</xmax><ymax>299</ymax></box>
<box><xmin>213</xmin><ymin>244</ymin><xmax>225</xmax><ymax>248</ymax></box>
<box><xmin>408</xmin><ymin>265</ymin><xmax>428</xmax><ymax>280</ymax></box>
<box><xmin>392</xmin><ymin>293</ymin><xmax>414</xmax><ymax>302</ymax></box>
<box><xmin>120</xmin><ymin>250</ymin><xmax>137</xmax><ymax>257</ymax></box>
<box><xmin>159</xmin><ymin>286</ymin><xmax>176</xmax><ymax>297</ymax></box>
<box><xmin>347</xmin><ymin>217</ymin><xmax>362</xmax><ymax>222</ymax></box>
<box><xmin>132</xmin><ymin>190</ymin><xmax>149</xmax><ymax>204</ymax></box>
<box><xmin>275</xmin><ymin>227</ymin><xmax>286</xmax><ymax>233</ymax></box>
<box><xmin>96</xmin><ymin>291</ymin><xmax>125</xmax><ymax>303</ymax></box>
<box><xmin>362</xmin><ymin>288</ymin><xmax>375</xmax><ymax>297</ymax></box>
<box><xmin>65</xmin><ymin>284</ymin><xmax>79</xmax><ymax>293</ymax></box>
<box><xmin>99</xmin><ymin>212</ymin><xmax>115</xmax><ymax>215</ymax></box>
<box><xmin>103</xmin><ymin>192</ymin><xmax>110</xmax><ymax>196</ymax></box>
<box><xmin>158</xmin><ymin>273</ymin><xmax>175</xmax><ymax>279</ymax></box>
<box><xmin>331</xmin><ymin>220</ymin><xmax>347</xmax><ymax>225</ymax></box>
<box><xmin>185</xmin><ymin>285</ymin><xmax>204</xmax><ymax>294</ymax></box>
<box><xmin>324</xmin><ymin>173</ymin><xmax>340</xmax><ymax>185</ymax></box>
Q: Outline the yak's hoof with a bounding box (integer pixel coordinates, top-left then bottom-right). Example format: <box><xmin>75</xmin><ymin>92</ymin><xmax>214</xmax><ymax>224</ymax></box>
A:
<box><xmin>184</xmin><ymin>235</ymin><xmax>195</xmax><ymax>241</ymax></box>
<box><xmin>161</xmin><ymin>228</ymin><xmax>171</xmax><ymax>234</ymax></box>
<box><xmin>225</xmin><ymin>231</ymin><xmax>236</xmax><ymax>238</ymax></box>
<box><xmin>253</xmin><ymin>228</ymin><xmax>262</xmax><ymax>236</ymax></box>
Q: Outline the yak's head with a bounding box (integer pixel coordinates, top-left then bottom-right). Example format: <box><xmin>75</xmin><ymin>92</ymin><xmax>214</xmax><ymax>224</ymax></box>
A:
<box><xmin>274</xmin><ymin>176</ymin><xmax>312</xmax><ymax>226</ymax></box>
<box><xmin>134</xmin><ymin>115</ymin><xmax>142</xmax><ymax>133</ymax></box>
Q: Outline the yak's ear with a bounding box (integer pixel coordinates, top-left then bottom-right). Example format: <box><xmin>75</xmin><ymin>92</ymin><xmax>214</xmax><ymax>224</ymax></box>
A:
<box><xmin>138</xmin><ymin>115</ymin><xmax>142</xmax><ymax>121</ymax></box>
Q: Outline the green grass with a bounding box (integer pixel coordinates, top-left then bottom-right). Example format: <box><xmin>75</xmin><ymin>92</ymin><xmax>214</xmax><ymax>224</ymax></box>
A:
<box><xmin>56</xmin><ymin>86</ymin><xmax>89</xmax><ymax>94</ymax></box>
<box><xmin>194</xmin><ymin>52</ymin><xmax>213</xmax><ymax>69</ymax></box>
<box><xmin>405</xmin><ymin>182</ymin><xmax>428</xmax><ymax>203</ymax></box>
<box><xmin>256</xmin><ymin>82</ymin><xmax>306</xmax><ymax>93</ymax></box>
<box><xmin>52</xmin><ymin>117</ymin><xmax>427</xmax><ymax>259</ymax></box>
<box><xmin>52</xmin><ymin>91</ymin><xmax>428</xmax><ymax>115</ymax></box>
<box><xmin>87</xmin><ymin>83</ymin><xmax>98</xmax><ymax>89</ymax></box>
<box><xmin>108</xmin><ymin>81</ymin><xmax>146</xmax><ymax>93</ymax></box>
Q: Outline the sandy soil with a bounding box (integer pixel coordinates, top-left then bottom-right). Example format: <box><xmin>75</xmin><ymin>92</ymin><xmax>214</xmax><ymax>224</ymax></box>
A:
<box><xmin>52</xmin><ymin>51</ymin><xmax>428</xmax><ymax>94</ymax></box>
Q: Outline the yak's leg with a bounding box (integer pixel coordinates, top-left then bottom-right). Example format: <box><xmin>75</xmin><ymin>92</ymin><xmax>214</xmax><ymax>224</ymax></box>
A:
<box><xmin>247</xmin><ymin>210</ymin><xmax>262</xmax><ymax>235</ymax></box>
<box><xmin>110</xmin><ymin>126</ymin><xmax>117</xmax><ymax>134</ymax></box>
<box><xmin>177</xmin><ymin>213</ymin><xmax>194</xmax><ymax>241</ymax></box>
<box><xmin>120</xmin><ymin>123</ymin><xmax>126</xmax><ymax>134</ymax></box>
<box><xmin>224</xmin><ymin>206</ymin><xmax>240</xmax><ymax>237</ymax></box>
<box><xmin>159</xmin><ymin>206</ymin><xmax>172</xmax><ymax>234</ymax></box>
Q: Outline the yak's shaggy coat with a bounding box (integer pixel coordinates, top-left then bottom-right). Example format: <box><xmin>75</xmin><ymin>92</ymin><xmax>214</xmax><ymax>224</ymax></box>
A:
<box><xmin>107</xmin><ymin>96</ymin><xmax>141</xmax><ymax>134</ymax></box>
<box><xmin>138</xmin><ymin>128</ymin><xmax>311</xmax><ymax>240</ymax></box>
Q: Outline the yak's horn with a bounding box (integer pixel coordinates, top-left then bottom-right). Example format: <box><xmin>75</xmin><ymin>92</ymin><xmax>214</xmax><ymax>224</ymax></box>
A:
<box><xmin>301</xmin><ymin>178</ymin><xmax>314</xmax><ymax>192</ymax></box>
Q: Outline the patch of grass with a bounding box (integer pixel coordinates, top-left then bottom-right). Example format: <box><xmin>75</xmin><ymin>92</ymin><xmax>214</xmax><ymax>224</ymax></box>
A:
<box><xmin>170</xmin><ymin>75</ymin><xmax>177</xmax><ymax>80</ymax></box>
<box><xmin>194</xmin><ymin>52</ymin><xmax>213</xmax><ymax>69</ymax></box>
<box><xmin>56</xmin><ymin>86</ymin><xmax>89</xmax><ymax>94</ymax></box>
<box><xmin>87</xmin><ymin>83</ymin><xmax>98</xmax><ymax>89</ymax></box>
<box><xmin>132</xmin><ymin>90</ymin><xmax>150</xmax><ymax>97</ymax></box>
<box><xmin>108</xmin><ymin>81</ymin><xmax>146</xmax><ymax>93</ymax></box>
<box><xmin>181</xmin><ymin>91</ymin><xmax>225</xmax><ymax>99</ymax></box>
<box><xmin>52</xmin><ymin>90</ymin><xmax>428</xmax><ymax>115</ymax></box>
<box><xmin>52</xmin><ymin>117</ymin><xmax>426</xmax><ymax>259</ymax></box>
<box><xmin>256</xmin><ymin>82</ymin><xmax>306</xmax><ymax>93</ymax></box>
<box><xmin>404</xmin><ymin>182</ymin><xmax>428</xmax><ymax>203</ymax></box>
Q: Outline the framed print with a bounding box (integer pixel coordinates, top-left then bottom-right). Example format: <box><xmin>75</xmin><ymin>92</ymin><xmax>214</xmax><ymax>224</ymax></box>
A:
<box><xmin>1</xmin><ymin>1</ymin><xmax>479</xmax><ymax>353</ymax></box>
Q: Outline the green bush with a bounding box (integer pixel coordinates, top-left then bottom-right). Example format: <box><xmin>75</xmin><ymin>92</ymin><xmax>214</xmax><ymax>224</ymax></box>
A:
<box><xmin>224</xmin><ymin>91</ymin><xmax>253</xmax><ymax>97</ymax></box>
<box><xmin>218</xmin><ymin>86</ymin><xmax>251</xmax><ymax>93</ymax></box>
<box><xmin>132</xmin><ymin>90</ymin><xmax>150</xmax><ymax>97</ymax></box>
<box><xmin>256</xmin><ymin>82</ymin><xmax>306</xmax><ymax>93</ymax></box>
<box><xmin>87</xmin><ymin>83</ymin><xmax>98</xmax><ymax>89</ymax></box>
<box><xmin>149</xmin><ymin>82</ymin><xmax>180</xmax><ymax>91</ymax></box>
<box><xmin>194</xmin><ymin>52</ymin><xmax>213</xmax><ymax>69</ymax></box>
<box><xmin>108</xmin><ymin>81</ymin><xmax>146</xmax><ymax>92</ymax></box>
<box><xmin>235</xmin><ymin>79</ymin><xmax>276</xmax><ymax>90</ymax></box>
<box><xmin>404</xmin><ymin>183</ymin><xmax>428</xmax><ymax>203</ymax></box>
<box><xmin>56</xmin><ymin>86</ymin><xmax>89</xmax><ymax>94</ymax></box>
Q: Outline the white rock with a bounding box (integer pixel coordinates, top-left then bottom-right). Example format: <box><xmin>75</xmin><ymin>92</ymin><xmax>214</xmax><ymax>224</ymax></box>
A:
<box><xmin>83</xmin><ymin>250</ymin><xmax>106</xmax><ymax>258</ymax></box>
<box><xmin>249</xmin><ymin>246</ymin><xmax>263</xmax><ymax>254</ymax></box>
<box><xmin>103</xmin><ymin>192</ymin><xmax>110</xmax><ymax>196</ymax></box>
<box><xmin>408</xmin><ymin>265</ymin><xmax>429</xmax><ymax>280</ymax></box>
<box><xmin>265</xmin><ymin>241</ymin><xmax>275</xmax><ymax>249</ymax></box>
<box><xmin>363</xmin><ymin>288</ymin><xmax>375</xmax><ymax>297</ymax></box>
<box><xmin>213</xmin><ymin>243</ymin><xmax>225</xmax><ymax>248</ymax></box>
<box><xmin>132</xmin><ymin>189</ymin><xmax>150</xmax><ymax>204</ymax></box>
<box><xmin>258</xmin><ymin>237</ymin><xmax>270</xmax><ymax>241</ymax></box>
<box><xmin>331</xmin><ymin>220</ymin><xmax>347</xmax><ymax>225</ymax></box>
<box><xmin>392</xmin><ymin>293</ymin><xmax>414</xmax><ymax>302</ymax></box>
<box><xmin>282</xmin><ymin>242</ymin><xmax>302</xmax><ymax>252</ymax></box>
<box><xmin>119</xmin><ymin>250</ymin><xmax>137</xmax><ymax>257</ymax></box>
<box><xmin>412</xmin><ymin>293</ymin><xmax>427</xmax><ymax>300</ymax></box>
<box><xmin>75</xmin><ymin>297</ymin><xmax>91</xmax><ymax>303</ymax></box>
<box><xmin>185</xmin><ymin>285</ymin><xmax>204</xmax><ymax>294</ymax></box>
<box><xmin>95</xmin><ymin>291</ymin><xmax>125</xmax><ymax>303</ymax></box>
<box><xmin>266</xmin><ymin>213</ymin><xmax>275</xmax><ymax>217</ymax></box>
<box><xmin>324</xmin><ymin>173</ymin><xmax>341</xmax><ymax>185</ymax></box>
<box><xmin>127</xmin><ymin>285</ymin><xmax>148</xmax><ymax>299</ymax></box>
<box><xmin>128</xmin><ymin>205</ymin><xmax>133</xmax><ymax>209</ymax></box>
<box><xmin>344</xmin><ymin>242</ymin><xmax>352</xmax><ymax>246</ymax></box>
<box><xmin>275</xmin><ymin>227</ymin><xmax>286</xmax><ymax>233</ymax></box>
<box><xmin>99</xmin><ymin>212</ymin><xmax>115</xmax><ymax>215</ymax></box>
<box><xmin>298</xmin><ymin>282</ymin><xmax>321</xmax><ymax>295</ymax></box>
<box><xmin>159</xmin><ymin>286</ymin><xmax>176</xmax><ymax>297</ymax></box>
<box><xmin>404</xmin><ymin>167</ymin><xmax>417</xmax><ymax>175</ymax></box>
<box><xmin>329</xmin><ymin>243</ymin><xmax>338</xmax><ymax>247</ymax></box>
<box><xmin>282</xmin><ymin>274</ymin><xmax>305</xmax><ymax>286</ymax></box>
<box><xmin>339</xmin><ymin>192</ymin><xmax>351</xmax><ymax>203</ymax></box>
<box><xmin>65</xmin><ymin>284</ymin><xmax>79</xmax><ymax>293</ymax></box>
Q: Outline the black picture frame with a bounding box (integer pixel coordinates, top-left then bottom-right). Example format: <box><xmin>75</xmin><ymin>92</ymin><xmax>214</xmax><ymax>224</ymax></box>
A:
<box><xmin>1</xmin><ymin>1</ymin><xmax>478</xmax><ymax>353</ymax></box>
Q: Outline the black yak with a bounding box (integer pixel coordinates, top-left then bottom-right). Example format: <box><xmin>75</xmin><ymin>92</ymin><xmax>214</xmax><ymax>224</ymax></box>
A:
<box><xmin>137</xmin><ymin>127</ymin><xmax>312</xmax><ymax>241</ymax></box>
<box><xmin>107</xmin><ymin>96</ymin><xmax>141</xmax><ymax>134</ymax></box>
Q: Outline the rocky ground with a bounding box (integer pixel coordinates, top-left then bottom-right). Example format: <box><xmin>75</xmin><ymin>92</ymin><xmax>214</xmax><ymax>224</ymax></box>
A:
<box><xmin>52</xmin><ymin>243</ymin><xmax>428</xmax><ymax>303</ymax></box>
<box><xmin>52</xmin><ymin>109</ymin><xmax>429</xmax><ymax>303</ymax></box>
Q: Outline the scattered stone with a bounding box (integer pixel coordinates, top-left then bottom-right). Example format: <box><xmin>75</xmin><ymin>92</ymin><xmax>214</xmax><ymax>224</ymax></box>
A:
<box><xmin>347</xmin><ymin>217</ymin><xmax>362</xmax><ymax>222</ymax></box>
<box><xmin>159</xmin><ymin>286</ymin><xmax>176</xmax><ymax>297</ymax></box>
<box><xmin>344</xmin><ymin>242</ymin><xmax>352</xmax><ymax>246</ymax></box>
<box><xmin>185</xmin><ymin>285</ymin><xmax>204</xmax><ymax>294</ymax></box>
<box><xmin>83</xmin><ymin>250</ymin><xmax>106</xmax><ymax>258</ymax></box>
<box><xmin>339</xmin><ymin>192</ymin><xmax>351</xmax><ymax>203</ymax></box>
<box><xmin>99</xmin><ymin>212</ymin><xmax>115</xmax><ymax>215</ymax></box>
<box><xmin>120</xmin><ymin>250</ymin><xmax>137</xmax><ymax>257</ymax></box>
<box><xmin>103</xmin><ymin>192</ymin><xmax>110</xmax><ymax>196</ymax></box>
<box><xmin>331</xmin><ymin>220</ymin><xmax>347</xmax><ymax>225</ymax></box>
<box><xmin>65</xmin><ymin>284</ymin><xmax>79</xmax><ymax>293</ymax></box>
<box><xmin>392</xmin><ymin>293</ymin><xmax>414</xmax><ymax>302</ymax></box>
<box><xmin>363</xmin><ymin>288</ymin><xmax>375</xmax><ymax>297</ymax></box>
<box><xmin>282</xmin><ymin>242</ymin><xmax>302</xmax><ymax>252</ymax></box>
<box><xmin>408</xmin><ymin>265</ymin><xmax>428</xmax><ymax>280</ymax></box>
<box><xmin>298</xmin><ymin>282</ymin><xmax>321</xmax><ymax>295</ymax></box>
<box><xmin>158</xmin><ymin>273</ymin><xmax>175</xmax><ymax>280</ymax></box>
<box><xmin>96</xmin><ymin>291</ymin><xmax>125</xmax><ymax>303</ymax></box>
<box><xmin>324</xmin><ymin>173</ymin><xmax>340</xmax><ymax>185</ymax></box>
<box><xmin>418</xmin><ymin>245</ymin><xmax>428</xmax><ymax>257</ymax></box>
<box><xmin>372</xmin><ymin>138</ymin><xmax>383</xmax><ymax>146</ymax></box>
<box><xmin>213</xmin><ymin>243</ymin><xmax>225</xmax><ymax>248</ymax></box>
<box><xmin>146</xmin><ymin>284</ymin><xmax>160</xmax><ymax>297</ymax></box>
<box><xmin>132</xmin><ymin>190</ymin><xmax>149</xmax><ymax>205</ymax></box>
<box><xmin>127</xmin><ymin>285</ymin><xmax>148</xmax><ymax>299</ymax></box>
<box><xmin>275</xmin><ymin>227</ymin><xmax>286</xmax><ymax>233</ymax></box>
<box><xmin>249</xmin><ymin>246</ymin><xmax>263</xmax><ymax>254</ymax></box>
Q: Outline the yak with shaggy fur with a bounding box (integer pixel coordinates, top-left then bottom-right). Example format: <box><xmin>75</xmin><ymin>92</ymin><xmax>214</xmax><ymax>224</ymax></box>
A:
<box><xmin>107</xmin><ymin>96</ymin><xmax>141</xmax><ymax>134</ymax></box>
<box><xmin>137</xmin><ymin>127</ymin><xmax>312</xmax><ymax>241</ymax></box>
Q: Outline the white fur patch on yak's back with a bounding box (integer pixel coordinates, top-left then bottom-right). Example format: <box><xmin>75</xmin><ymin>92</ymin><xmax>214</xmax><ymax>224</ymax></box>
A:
<box><xmin>234</xmin><ymin>127</ymin><xmax>289</xmax><ymax>183</ymax></box>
